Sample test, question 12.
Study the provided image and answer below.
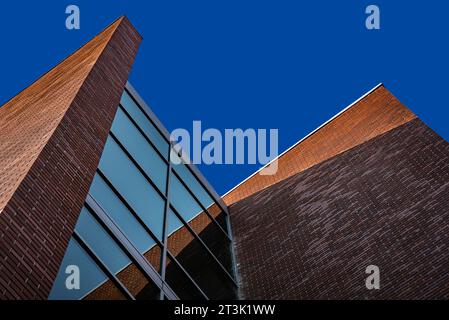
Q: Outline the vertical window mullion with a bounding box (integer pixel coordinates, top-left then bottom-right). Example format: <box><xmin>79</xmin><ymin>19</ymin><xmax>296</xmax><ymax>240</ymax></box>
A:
<box><xmin>159</xmin><ymin>144</ymin><xmax>173</xmax><ymax>300</ymax></box>
<box><xmin>124</xmin><ymin>84</ymin><xmax>228</xmax><ymax>216</ymax></box>
<box><xmin>171</xmin><ymin>168</ymin><xmax>231</xmax><ymax>241</ymax></box>
<box><xmin>168</xmin><ymin>203</ymin><xmax>238</xmax><ymax>287</ymax></box>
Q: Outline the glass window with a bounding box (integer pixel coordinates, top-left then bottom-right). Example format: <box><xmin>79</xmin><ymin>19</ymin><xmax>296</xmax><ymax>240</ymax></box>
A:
<box><xmin>115</xmin><ymin>262</ymin><xmax>160</xmax><ymax>300</ymax></box>
<box><xmin>75</xmin><ymin>207</ymin><xmax>130</xmax><ymax>275</ymax></box>
<box><xmin>75</xmin><ymin>208</ymin><xmax>160</xmax><ymax>300</ymax></box>
<box><xmin>165</xmin><ymin>255</ymin><xmax>205</xmax><ymax>300</ymax></box>
<box><xmin>169</xmin><ymin>173</ymin><xmax>204</xmax><ymax>223</ymax></box>
<box><xmin>166</xmin><ymin>209</ymin><xmax>236</xmax><ymax>300</ymax></box>
<box><xmin>48</xmin><ymin>238</ymin><xmax>123</xmax><ymax>300</ymax></box>
<box><xmin>172</xmin><ymin>152</ymin><xmax>228</xmax><ymax>232</ymax></box>
<box><xmin>172</xmin><ymin>154</ymin><xmax>214</xmax><ymax>209</ymax></box>
<box><xmin>98</xmin><ymin>137</ymin><xmax>165</xmax><ymax>240</ymax></box>
<box><xmin>142</xmin><ymin>244</ymin><xmax>162</xmax><ymax>275</ymax></box>
<box><xmin>168</xmin><ymin>173</ymin><xmax>233</xmax><ymax>275</ymax></box>
<box><xmin>89</xmin><ymin>173</ymin><xmax>161</xmax><ymax>273</ymax></box>
<box><xmin>111</xmin><ymin>107</ymin><xmax>167</xmax><ymax>193</ymax></box>
<box><xmin>84</xmin><ymin>282</ymin><xmax>127</xmax><ymax>300</ymax></box>
<box><xmin>120</xmin><ymin>91</ymin><xmax>169</xmax><ymax>158</ymax></box>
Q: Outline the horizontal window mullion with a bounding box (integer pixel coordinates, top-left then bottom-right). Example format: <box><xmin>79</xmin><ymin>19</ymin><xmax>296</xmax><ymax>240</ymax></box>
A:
<box><xmin>95</xmin><ymin>167</ymin><xmax>201</xmax><ymax>300</ymax></box>
<box><xmin>171</xmin><ymin>147</ymin><xmax>230</xmax><ymax>217</ymax></box>
<box><xmin>122</xmin><ymin>87</ymin><xmax>229</xmax><ymax>217</ymax></box>
<box><xmin>96</xmin><ymin>169</ymin><xmax>165</xmax><ymax>249</ymax></box>
<box><xmin>73</xmin><ymin>232</ymin><xmax>135</xmax><ymax>301</ymax></box>
<box><xmin>165</xmin><ymin>250</ymin><xmax>209</xmax><ymax>300</ymax></box>
<box><xmin>168</xmin><ymin>203</ymin><xmax>238</xmax><ymax>287</ymax></box>
<box><xmin>118</xmin><ymin>103</ymin><xmax>169</xmax><ymax>163</ymax></box>
<box><xmin>182</xmin><ymin>163</ymin><xmax>230</xmax><ymax>216</ymax></box>
<box><xmin>123</xmin><ymin>87</ymin><xmax>170</xmax><ymax>145</ymax></box>
<box><xmin>171</xmin><ymin>168</ymin><xmax>231</xmax><ymax>241</ymax></box>
<box><xmin>85</xmin><ymin>198</ymin><xmax>178</xmax><ymax>300</ymax></box>
<box><xmin>109</xmin><ymin>132</ymin><xmax>167</xmax><ymax>200</ymax></box>
<box><xmin>120</xmin><ymin>86</ymin><xmax>237</xmax><ymax>299</ymax></box>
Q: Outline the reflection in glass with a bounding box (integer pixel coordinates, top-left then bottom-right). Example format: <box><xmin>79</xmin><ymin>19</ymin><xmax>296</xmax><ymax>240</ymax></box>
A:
<box><xmin>75</xmin><ymin>208</ymin><xmax>161</xmax><ymax>300</ymax></box>
<box><xmin>75</xmin><ymin>207</ymin><xmax>130</xmax><ymax>274</ymax></box>
<box><xmin>172</xmin><ymin>152</ymin><xmax>228</xmax><ymax>232</ymax></box>
<box><xmin>115</xmin><ymin>263</ymin><xmax>160</xmax><ymax>300</ymax></box>
<box><xmin>172</xmin><ymin>158</ymin><xmax>214</xmax><ymax>209</ymax></box>
<box><xmin>49</xmin><ymin>238</ymin><xmax>123</xmax><ymax>300</ymax></box>
<box><xmin>165</xmin><ymin>255</ymin><xmax>205</xmax><ymax>300</ymax></box>
<box><xmin>120</xmin><ymin>91</ymin><xmax>169</xmax><ymax>158</ymax></box>
<box><xmin>169</xmin><ymin>174</ymin><xmax>233</xmax><ymax>275</ymax></box>
<box><xmin>111</xmin><ymin>107</ymin><xmax>167</xmax><ymax>193</ymax></box>
<box><xmin>89</xmin><ymin>174</ymin><xmax>161</xmax><ymax>273</ymax></box>
<box><xmin>166</xmin><ymin>209</ymin><xmax>236</xmax><ymax>300</ymax></box>
<box><xmin>51</xmin><ymin>87</ymin><xmax>238</xmax><ymax>300</ymax></box>
<box><xmin>169</xmin><ymin>173</ymin><xmax>203</xmax><ymax>222</ymax></box>
<box><xmin>98</xmin><ymin>137</ymin><xmax>165</xmax><ymax>240</ymax></box>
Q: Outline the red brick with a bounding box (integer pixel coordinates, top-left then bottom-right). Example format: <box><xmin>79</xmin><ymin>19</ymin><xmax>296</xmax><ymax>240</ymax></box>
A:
<box><xmin>0</xmin><ymin>17</ymin><xmax>141</xmax><ymax>299</ymax></box>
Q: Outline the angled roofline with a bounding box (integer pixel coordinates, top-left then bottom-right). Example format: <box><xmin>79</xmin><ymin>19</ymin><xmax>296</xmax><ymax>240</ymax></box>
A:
<box><xmin>222</xmin><ymin>82</ymin><xmax>384</xmax><ymax>198</ymax></box>
<box><xmin>0</xmin><ymin>16</ymin><xmax>132</xmax><ymax>110</ymax></box>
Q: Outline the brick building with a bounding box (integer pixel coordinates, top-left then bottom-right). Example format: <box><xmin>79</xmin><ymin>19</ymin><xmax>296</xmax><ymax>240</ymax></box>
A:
<box><xmin>1</xmin><ymin>17</ymin><xmax>448</xmax><ymax>300</ymax></box>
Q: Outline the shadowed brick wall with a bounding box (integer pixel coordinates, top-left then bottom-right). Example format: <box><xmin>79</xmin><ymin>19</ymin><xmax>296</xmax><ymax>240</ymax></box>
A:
<box><xmin>230</xmin><ymin>118</ymin><xmax>449</xmax><ymax>299</ymax></box>
<box><xmin>0</xmin><ymin>17</ymin><xmax>141</xmax><ymax>299</ymax></box>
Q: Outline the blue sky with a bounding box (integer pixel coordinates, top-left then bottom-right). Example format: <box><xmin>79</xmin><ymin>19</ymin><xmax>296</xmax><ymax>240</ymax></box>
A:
<box><xmin>1</xmin><ymin>1</ymin><xmax>448</xmax><ymax>195</ymax></box>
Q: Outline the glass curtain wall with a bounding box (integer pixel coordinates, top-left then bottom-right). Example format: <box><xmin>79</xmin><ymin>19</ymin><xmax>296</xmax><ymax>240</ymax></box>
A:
<box><xmin>49</xmin><ymin>85</ymin><xmax>237</xmax><ymax>300</ymax></box>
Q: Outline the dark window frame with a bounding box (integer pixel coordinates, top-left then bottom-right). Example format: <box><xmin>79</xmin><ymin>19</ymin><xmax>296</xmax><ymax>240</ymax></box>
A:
<box><xmin>100</xmin><ymin>132</ymin><xmax>235</xmax><ymax>279</ymax></box>
<box><xmin>54</xmin><ymin>84</ymin><xmax>238</xmax><ymax>300</ymax></box>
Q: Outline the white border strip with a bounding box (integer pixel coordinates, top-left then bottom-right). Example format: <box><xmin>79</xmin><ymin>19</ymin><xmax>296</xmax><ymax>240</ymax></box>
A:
<box><xmin>222</xmin><ymin>83</ymin><xmax>384</xmax><ymax>198</ymax></box>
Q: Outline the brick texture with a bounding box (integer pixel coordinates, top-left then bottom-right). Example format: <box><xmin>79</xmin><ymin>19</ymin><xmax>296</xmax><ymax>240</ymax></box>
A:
<box><xmin>230</xmin><ymin>118</ymin><xmax>449</xmax><ymax>299</ymax></box>
<box><xmin>223</xmin><ymin>85</ymin><xmax>417</xmax><ymax>205</ymax></box>
<box><xmin>0</xmin><ymin>17</ymin><xmax>141</xmax><ymax>299</ymax></box>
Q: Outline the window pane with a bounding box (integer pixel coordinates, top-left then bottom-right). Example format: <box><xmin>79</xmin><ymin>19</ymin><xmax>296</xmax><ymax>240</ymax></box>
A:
<box><xmin>115</xmin><ymin>262</ymin><xmax>160</xmax><ymax>300</ymax></box>
<box><xmin>169</xmin><ymin>174</ymin><xmax>233</xmax><ymax>275</ymax></box>
<box><xmin>111</xmin><ymin>107</ymin><xmax>167</xmax><ymax>193</ymax></box>
<box><xmin>89</xmin><ymin>173</ymin><xmax>161</xmax><ymax>273</ymax></box>
<box><xmin>84</xmin><ymin>283</ymin><xmax>127</xmax><ymax>300</ymax></box>
<box><xmin>166</xmin><ymin>209</ymin><xmax>237</xmax><ymax>300</ymax></box>
<box><xmin>142</xmin><ymin>244</ymin><xmax>162</xmax><ymax>275</ymax></box>
<box><xmin>171</xmin><ymin>154</ymin><xmax>214</xmax><ymax>207</ymax></box>
<box><xmin>169</xmin><ymin>173</ymin><xmax>203</xmax><ymax>223</ymax></box>
<box><xmin>165</xmin><ymin>255</ymin><xmax>205</xmax><ymax>300</ymax></box>
<box><xmin>98</xmin><ymin>136</ymin><xmax>165</xmax><ymax>240</ymax></box>
<box><xmin>75</xmin><ymin>208</ymin><xmax>161</xmax><ymax>300</ymax></box>
<box><xmin>120</xmin><ymin>91</ymin><xmax>169</xmax><ymax>158</ymax></box>
<box><xmin>75</xmin><ymin>207</ymin><xmax>130</xmax><ymax>274</ymax></box>
<box><xmin>172</xmin><ymin>153</ymin><xmax>228</xmax><ymax>232</ymax></box>
<box><xmin>49</xmin><ymin>238</ymin><xmax>124</xmax><ymax>300</ymax></box>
